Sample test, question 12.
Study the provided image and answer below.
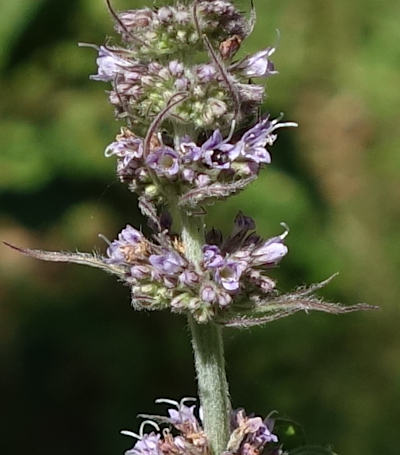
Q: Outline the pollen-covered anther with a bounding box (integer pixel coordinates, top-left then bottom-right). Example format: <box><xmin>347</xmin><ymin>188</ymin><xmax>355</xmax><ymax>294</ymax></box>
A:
<box><xmin>173</xmin><ymin>238</ymin><xmax>185</xmax><ymax>255</ymax></box>
<box><xmin>116</xmin><ymin>127</ymin><xmax>137</xmax><ymax>142</ymax></box>
<box><xmin>149</xmin><ymin>134</ymin><xmax>162</xmax><ymax>151</ymax></box>
<box><xmin>219</xmin><ymin>35</ymin><xmax>242</xmax><ymax>60</ymax></box>
<box><xmin>120</xmin><ymin>242</ymin><xmax>149</xmax><ymax>263</ymax></box>
<box><xmin>185</xmin><ymin>430</ymin><xmax>208</xmax><ymax>448</ymax></box>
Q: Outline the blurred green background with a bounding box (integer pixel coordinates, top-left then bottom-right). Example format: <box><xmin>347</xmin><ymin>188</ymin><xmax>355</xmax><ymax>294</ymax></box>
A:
<box><xmin>1</xmin><ymin>0</ymin><xmax>399</xmax><ymax>453</ymax></box>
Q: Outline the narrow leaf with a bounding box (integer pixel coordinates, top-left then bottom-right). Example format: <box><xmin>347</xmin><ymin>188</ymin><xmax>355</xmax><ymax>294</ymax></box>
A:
<box><xmin>3</xmin><ymin>242</ymin><xmax>125</xmax><ymax>277</ymax></box>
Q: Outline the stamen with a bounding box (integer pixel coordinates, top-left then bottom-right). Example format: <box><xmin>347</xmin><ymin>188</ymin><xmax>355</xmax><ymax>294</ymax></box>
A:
<box><xmin>78</xmin><ymin>42</ymin><xmax>99</xmax><ymax>50</ymax></box>
<box><xmin>120</xmin><ymin>430</ymin><xmax>141</xmax><ymax>439</ymax></box>
<box><xmin>273</xmin><ymin>28</ymin><xmax>281</xmax><ymax>51</ymax></box>
<box><xmin>266</xmin><ymin>409</ymin><xmax>278</xmax><ymax>419</ymax></box>
<box><xmin>98</xmin><ymin>233</ymin><xmax>112</xmax><ymax>246</ymax></box>
<box><xmin>223</xmin><ymin>119</ymin><xmax>236</xmax><ymax>144</ymax></box>
<box><xmin>279</xmin><ymin>222</ymin><xmax>290</xmax><ymax>239</ymax></box>
<box><xmin>180</xmin><ymin>397</ymin><xmax>197</xmax><ymax>406</ymax></box>
<box><xmin>155</xmin><ymin>398</ymin><xmax>179</xmax><ymax>408</ymax></box>
<box><xmin>139</xmin><ymin>420</ymin><xmax>160</xmax><ymax>437</ymax></box>
<box><xmin>270</xmin><ymin>113</ymin><xmax>298</xmax><ymax>131</ymax></box>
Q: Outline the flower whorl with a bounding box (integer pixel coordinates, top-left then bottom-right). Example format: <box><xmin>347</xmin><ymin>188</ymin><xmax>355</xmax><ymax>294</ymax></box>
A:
<box><xmin>88</xmin><ymin>0</ymin><xmax>296</xmax><ymax>209</ymax></box>
<box><xmin>5</xmin><ymin>0</ymin><xmax>372</xmax><ymax>342</ymax></box>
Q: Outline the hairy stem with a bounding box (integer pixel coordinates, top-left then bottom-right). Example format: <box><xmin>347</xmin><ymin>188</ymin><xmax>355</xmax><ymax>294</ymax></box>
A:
<box><xmin>189</xmin><ymin>317</ymin><xmax>231</xmax><ymax>455</ymax></box>
<box><xmin>172</xmin><ymin>205</ymin><xmax>231</xmax><ymax>455</ymax></box>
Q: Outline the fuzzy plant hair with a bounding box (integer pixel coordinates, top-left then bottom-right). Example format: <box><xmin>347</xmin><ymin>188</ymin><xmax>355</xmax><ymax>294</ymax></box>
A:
<box><xmin>5</xmin><ymin>1</ymin><xmax>377</xmax><ymax>454</ymax></box>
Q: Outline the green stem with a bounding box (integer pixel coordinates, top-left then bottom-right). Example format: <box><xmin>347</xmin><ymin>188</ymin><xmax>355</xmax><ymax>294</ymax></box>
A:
<box><xmin>171</xmin><ymin>206</ymin><xmax>231</xmax><ymax>455</ymax></box>
<box><xmin>189</xmin><ymin>317</ymin><xmax>231</xmax><ymax>455</ymax></box>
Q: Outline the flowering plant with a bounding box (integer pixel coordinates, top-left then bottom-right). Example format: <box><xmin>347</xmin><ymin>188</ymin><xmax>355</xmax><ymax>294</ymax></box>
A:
<box><xmin>6</xmin><ymin>0</ymin><xmax>376</xmax><ymax>454</ymax></box>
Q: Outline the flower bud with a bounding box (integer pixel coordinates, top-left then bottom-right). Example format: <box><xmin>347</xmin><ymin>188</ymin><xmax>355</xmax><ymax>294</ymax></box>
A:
<box><xmin>144</xmin><ymin>184</ymin><xmax>160</xmax><ymax>198</ymax></box>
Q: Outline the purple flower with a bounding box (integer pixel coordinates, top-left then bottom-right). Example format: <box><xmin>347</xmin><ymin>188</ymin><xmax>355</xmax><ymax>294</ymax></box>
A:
<box><xmin>179</xmin><ymin>270</ymin><xmax>200</xmax><ymax>287</ymax></box>
<box><xmin>246</xmin><ymin>417</ymin><xmax>278</xmax><ymax>446</ymax></box>
<box><xmin>168</xmin><ymin>403</ymin><xmax>198</xmax><ymax>428</ymax></box>
<box><xmin>126</xmin><ymin>433</ymin><xmax>163</xmax><ymax>455</ymax></box>
<box><xmin>149</xmin><ymin>251</ymin><xmax>186</xmax><ymax>276</ymax></box>
<box><xmin>201</xmin><ymin>129</ymin><xmax>224</xmax><ymax>151</ymax></box>
<box><xmin>232</xmin><ymin>410</ymin><xmax>278</xmax><ymax>455</ymax></box>
<box><xmin>168</xmin><ymin>60</ymin><xmax>184</xmax><ymax>77</ymax></box>
<box><xmin>194</xmin><ymin>174</ymin><xmax>211</xmax><ymax>187</ymax></box>
<box><xmin>214</xmin><ymin>260</ymin><xmax>246</xmax><ymax>292</ymax></box>
<box><xmin>203</xmin><ymin>245</ymin><xmax>246</xmax><ymax>292</ymax></box>
<box><xmin>174</xmin><ymin>77</ymin><xmax>189</xmax><ymax>91</ymax></box>
<box><xmin>146</xmin><ymin>147</ymin><xmax>180</xmax><ymax>178</ymax></box>
<box><xmin>105</xmin><ymin>134</ymin><xmax>143</xmax><ymax>159</ymax></box>
<box><xmin>154</xmin><ymin>398</ymin><xmax>202</xmax><ymax>435</ymax></box>
<box><xmin>251</xmin><ymin>226</ymin><xmax>289</xmax><ymax>266</ymax></box>
<box><xmin>252</xmin><ymin>242</ymin><xmax>287</xmax><ymax>266</ymax></box>
<box><xmin>182</xmin><ymin>168</ymin><xmax>196</xmax><ymax>183</ymax></box>
<box><xmin>248</xmin><ymin>270</ymin><xmax>276</xmax><ymax>292</ymax></box>
<box><xmin>200</xmin><ymin>284</ymin><xmax>217</xmax><ymax>303</ymax></box>
<box><xmin>106</xmin><ymin>225</ymin><xmax>147</xmax><ymax>265</ymax></box>
<box><xmin>91</xmin><ymin>46</ymin><xmax>132</xmax><ymax>82</ymax></box>
<box><xmin>117</xmin><ymin>8</ymin><xmax>155</xmax><ymax>32</ymax></box>
<box><xmin>180</xmin><ymin>142</ymin><xmax>202</xmax><ymax>163</ymax></box>
<box><xmin>232</xmin><ymin>47</ymin><xmax>277</xmax><ymax>78</ymax></box>
<box><xmin>105</xmin><ymin>131</ymin><xmax>145</xmax><ymax>182</ymax></box>
<box><xmin>130</xmin><ymin>264</ymin><xmax>151</xmax><ymax>280</ymax></box>
<box><xmin>203</xmin><ymin>245</ymin><xmax>224</xmax><ymax>268</ymax></box>
<box><xmin>217</xmin><ymin>290</ymin><xmax>232</xmax><ymax>307</ymax></box>
<box><xmin>198</xmin><ymin>116</ymin><xmax>296</xmax><ymax>171</ymax></box>
<box><xmin>196</xmin><ymin>63</ymin><xmax>218</xmax><ymax>83</ymax></box>
<box><xmin>223</xmin><ymin>119</ymin><xmax>273</xmax><ymax>164</ymax></box>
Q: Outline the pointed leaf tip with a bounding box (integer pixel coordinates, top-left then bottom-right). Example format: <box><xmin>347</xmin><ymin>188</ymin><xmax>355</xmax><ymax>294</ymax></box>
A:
<box><xmin>3</xmin><ymin>241</ymin><xmax>125</xmax><ymax>277</ymax></box>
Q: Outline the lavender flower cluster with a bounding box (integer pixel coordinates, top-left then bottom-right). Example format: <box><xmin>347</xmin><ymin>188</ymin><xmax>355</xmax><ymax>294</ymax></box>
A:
<box><xmin>8</xmin><ymin>0</ymin><xmax>372</xmax><ymax>328</ymax></box>
<box><xmin>122</xmin><ymin>398</ymin><xmax>280</xmax><ymax>455</ymax></box>
<box><xmin>91</xmin><ymin>0</ymin><xmax>270</xmax><ymax>131</ymax></box>
<box><xmin>103</xmin><ymin>212</ymin><xmax>287</xmax><ymax>322</ymax></box>
<box><xmin>105</xmin><ymin>116</ymin><xmax>295</xmax><ymax>207</ymax></box>
<box><xmin>86</xmin><ymin>0</ymin><xmax>298</xmax><ymax>210</ymax></box>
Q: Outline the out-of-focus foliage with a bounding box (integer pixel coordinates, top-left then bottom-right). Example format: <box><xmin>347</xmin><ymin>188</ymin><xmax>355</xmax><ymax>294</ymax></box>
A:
<box><xmin>0</xmin><ymin>0</ymin><xmax>399</xmax><ymax>454</ymax></box>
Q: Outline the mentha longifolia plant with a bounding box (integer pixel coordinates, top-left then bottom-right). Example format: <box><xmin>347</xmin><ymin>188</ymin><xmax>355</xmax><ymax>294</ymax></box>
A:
<box><xmin>6</xmin><ymin>1</ymin><xmax>376</xmax><ymax>454</ymax></box>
